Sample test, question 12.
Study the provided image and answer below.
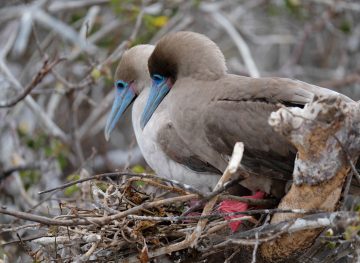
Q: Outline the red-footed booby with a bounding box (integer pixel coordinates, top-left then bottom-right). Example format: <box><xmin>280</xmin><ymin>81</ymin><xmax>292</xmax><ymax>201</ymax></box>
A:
<box><xmin>104</xmin><ymin>45</ymin><xmax>222</xmax><ymax>193</ymax></box>
<box><xmin>140</xmin><ymin>31</ymin><xmax>354</xmax><ymax>197</ymax></box>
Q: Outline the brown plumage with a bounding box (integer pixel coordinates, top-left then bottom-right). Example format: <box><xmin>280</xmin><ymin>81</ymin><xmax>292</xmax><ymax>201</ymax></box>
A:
<box><xmin>106</xmin><ymin>44</ymin><xmax>222</xmax><ymax>193</ymax></box>
<box><xmin>144</xmin><ymin>31</ymin><xmax>354</xmax><ymax>196</ymax></box>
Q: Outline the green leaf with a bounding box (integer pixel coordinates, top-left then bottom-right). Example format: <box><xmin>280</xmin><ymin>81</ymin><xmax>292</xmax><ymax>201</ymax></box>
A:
<box><xmin>91</xmin><ymin>68</ymin><xmax>102</xmax><ymax>80</ymax></box>
<box><xmin>131</xmin><ymin>165</ymin><xmax>146</xmax><ymax>174</ymax></box>
<box><xmin>64</xmin><ymin>185</ymin><xmax>80</xmax><ymax>197</ymax></box>
<box><xmin>340</xmin><ymin>20</ymin><xmax>351</xmax><ymax>34</ymax></box>
<box><xmin>344</xmin><ymin>225</ymin><xmax>360</xmax><ymax>240</ymax></box>
<box><xmin>134</xmin><ymin>180</ymin><xmax>146</xmax><ymax>188</ymax></box>
<box><xmin>326</xmin><ymin>241</ymin><xmax>337</xmax><ymax>249</ymax></box>
<box><xmin>66</xmin><ymin>173</ymin><xmax>80</xmax><ymax>181</ymax></box>
<box><xmin>19</xmin><ymin>170</ymin><xmax>41</xmax><ymax>190</ymax></box>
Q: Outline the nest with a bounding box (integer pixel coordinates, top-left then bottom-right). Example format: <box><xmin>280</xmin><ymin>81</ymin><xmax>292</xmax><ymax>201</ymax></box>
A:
<box><xmin>21</xmin><ymin>171</ymin><xmax>266</xmax><ymax>262</ymax></box>
<box><xmin>4</xmin><ymin>169</ymin><xmax>357</xmax><ymax>263</ymax></box>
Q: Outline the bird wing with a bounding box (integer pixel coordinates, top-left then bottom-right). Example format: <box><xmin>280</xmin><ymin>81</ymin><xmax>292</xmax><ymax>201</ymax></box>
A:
<box><xmin>202</xmin><ymin>76</ymin><xmax>346</xmax><ymax>180</ymax></box>
<box><xmin>157</xmin><ymin>121</ymin><xmax>222</xmax><ymax>174</ymax></box>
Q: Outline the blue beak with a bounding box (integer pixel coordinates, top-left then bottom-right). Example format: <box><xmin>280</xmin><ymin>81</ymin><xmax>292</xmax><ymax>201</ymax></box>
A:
<box><xmin>104</xmin><ymin>85</ymin><xmax>136</xmax><ymax>141</ymax></box>
<box><xmin>140</xmin><ymin>78</ymin><xmax>171</xmax><ymax>129</ymax></box>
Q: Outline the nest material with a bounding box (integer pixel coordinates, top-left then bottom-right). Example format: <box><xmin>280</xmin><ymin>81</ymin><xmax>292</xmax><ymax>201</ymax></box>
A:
<box><xmin>6</xmin><ymin>172</ymin><xmax>357</xmax><ymax>263</ymax></box>
<box><xmin>27</xmin><ymin>176</ymin><xmax>254</xmax><ymax>262</ymax></box>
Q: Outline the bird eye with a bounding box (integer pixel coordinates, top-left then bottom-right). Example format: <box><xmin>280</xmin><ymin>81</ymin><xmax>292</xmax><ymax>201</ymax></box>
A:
<box><xmin>152</xmin><ymin>74</ymin><xmax>165</xmax><ymax>84</ymax></box>
<box><xmin>115</xmin><ymin>80</ymin><xmax>127</xmax><ymax>89</ymax></box>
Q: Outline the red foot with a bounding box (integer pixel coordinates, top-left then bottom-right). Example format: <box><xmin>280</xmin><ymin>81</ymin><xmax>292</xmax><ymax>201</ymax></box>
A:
<box><xmin>218</xmin><ymin>191</ymin><xmax>265</xmax><ymax>232</ymax></box>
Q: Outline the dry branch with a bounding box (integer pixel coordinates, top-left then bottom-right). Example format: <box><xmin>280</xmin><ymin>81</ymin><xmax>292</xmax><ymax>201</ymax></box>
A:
<box><xmin>0</xmin><ymin>58</ymin><xmax>62</xmax><ymax>108</ymax></box>
<box><xmin>261</xmin><ymin>96</ymin><xmax>360</xmax><ymax>261</ymax></box>
<box><xmin>39</xmin><ymin>171</ymin><xmax>204</xmax><ymax>196</ymax></box>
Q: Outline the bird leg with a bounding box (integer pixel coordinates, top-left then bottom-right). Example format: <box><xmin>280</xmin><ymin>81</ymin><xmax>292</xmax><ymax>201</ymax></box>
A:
<box><xmin>218</xmin><ymin>191</ymin><xmax>265</xmax><ymax>232</ymax></box>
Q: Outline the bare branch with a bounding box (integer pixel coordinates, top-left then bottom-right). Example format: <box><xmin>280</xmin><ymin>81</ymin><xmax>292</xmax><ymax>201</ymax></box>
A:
<box><xmin>0</xmin><ymin>58</ymin><xmax>62</xmax><ymax>108</ymax></box>
<box><xmin>201</xmin><ymin>3</ymin><xmax>260</xmax><ymax>78</ymax></box>
<box><xmin>0</xmin><ymin>60</ymin><xmax>68</xmax><ymax>141</ymax></box>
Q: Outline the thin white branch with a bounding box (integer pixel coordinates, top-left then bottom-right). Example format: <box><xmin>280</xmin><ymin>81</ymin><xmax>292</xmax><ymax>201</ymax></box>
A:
<box><xmin>33</xmin><ymin>234</ymin><xmax>101</xmax><ymax>246</ymax></box>
<box><xmin>33</xmin><ymin>9</ymin><xmax>97</xmax><ymax>54</ymax></box>
<box><xmin>13</xmin><ymin>11</ymin><xmax>33</xmax><ymax>56</ymax></box>
<box><xmin>201</xmin><ymin>3</ymin><xmax>260</xmax><ymax>78</ymax></box>
<box><xmin>0</xmin><ymin>61</ymin><xmax>67</xmax><ymax>141</ymax></box>
<box><xmin>78</xmin><ymin>90</ymin><xmax>114</xmax><ymax>139</ymax></box>
<box><xmin>79</xmin><ymin>6</ymin><xmax>100</xmax><ymax>39</ymax></box>
<box><xmin>251</xmin><ymin>232</ymin><xmax>259</xmax><ymax>263</ymax></box>
<box><xmin>88</xmin><ymin>20</ymin><xmax>121</xmax><ymax>43</ymax></box>
<box><xmin>189</xmin><ymin>142</ymin><xmax>244</xmax><ymax>247</ymax></box>
<box><xmin>0</xmin><ymin>21</ymin><xmax>19</xmax><ymax>59</ymax></box>
<box><xmin>78</xmin><ymin>240</ymin><xmax>100</xmax><ymax>262</ymax></box>
<box><xmin>48</xmin><ymin>0</ymin><xmax>109</xmax><ymax>13</ymax></box>
<box><xmin>91</xmin><ymin>183</ymin><xmax>119</xmax><ymax>214</ymax></box>
<box><xmin>100</xmin><ymin>2</ymin><xmax>145</xmax><ymax>67</ymax></box>
<box><xmin>310</xmin><ymin>0</ymin><xmax>360</xmax><ymax>12</ymax></box>
<box><xmin>46</xmin><ymin>90</ymin><xmax>63</xmax><ymax>120</ymax></box>
<box><xmin>228</xmin><ymin>142</ymin><xmax>244</xmax><ymax>174</ymax></box>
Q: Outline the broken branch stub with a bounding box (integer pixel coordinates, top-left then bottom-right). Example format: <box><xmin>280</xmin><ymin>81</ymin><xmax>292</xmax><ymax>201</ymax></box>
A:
<box><xmin>261</xmin><ymin>96</ymin><xmax>360</xmax><ymax>262</ymax></box>
<box><xmin>269</xmin><ymin>95</ymin><xmax>360</xmax><ymax>185</ymax></box>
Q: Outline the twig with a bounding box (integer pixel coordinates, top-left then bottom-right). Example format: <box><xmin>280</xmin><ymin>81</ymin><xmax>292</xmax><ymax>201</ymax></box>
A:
<box><xmin>0</xmin><ymin>21</ymin><xmax>18</xmax><ymax>59</ymax></box>
<box><xmin>67</xmin><ymin>90</ymin><xmax>85</xmax><ymax>165</ymax></box>
<box><xmin>78</xmin><ymin>89</ymin><xmax>115</xmax><ymax>139</ymax></box>
<box><xmin>0</xmin><ymin>194</ymin><xmax>197</xmax><ymax>226</ymax></box>
<box><xmin>93</xmin><ymin>194</ymin><xmax>197</xmax><ymax>225</ymax></box>
<box><xmin>0</xmin><ymin>223</ymin><xmax>40</xmax><ymax>234</ymax></box>
<box><xmin>309</xmin><ymin>0</ymin><xmax>360</xmax><ymax>12</ymax></box>
<box><xmin>0</xmin><ymin>164</ymin><xmax>41</xmax><ymax>181</ymax></box>
<box><xmin>149</xmin><ymin>1</ymin><xmax>193</xmax><ymax>43</ymax></box>
<box><xmin>251</xmin><ymin>232</ymin><xmax>259</xmax><ymax>263</ymax></box>
<box><xmin>48</xmin><ymin>0</ymin><xmax>109</xmax><ymax>13</ymax></box>
<box><xmin>126</xmin><ymin>208</ymin><xmax>311</xmax><ymax>222</ymax></box>
<box><xmin>80</xmin><ymin>238</ymin><xmax>101</xmax><ymax>261</ymax></box>
<box><xmin>215</xmin><ymin>211</ymin><xmax>359</xmax><ymax>248</ymax></box>
<box><xmin>127</xmin><ymin>177</ymin><xmax>187</xmax><ymax>195</ymax></box>
<box><xmin>100</xmin><ymin>0</ymin><xmax>146</xmax><ymax>67</ymax></box>
<box><xmin>188</xmin><ymin>142</ymin><xmax>244</xmax><ymax>247</ymax></box>
<box><xmin>0</xmin><ymin>60</ymin><xmax>68</xmax><ymax>141</ymax></box>
<box><xmin>33</xmin><ymin>8</ymin><xmax>97</xmax><ymax>54</ymax></box>
<box><xmin>201</xmin><ymin>3</ymin><xmax>260</xmax><ymax>77</ymax></box>
<box><xmin>0</xmin><ymin>58</ymin><xmax>63</xmax><ymax>108</ymax></box>
<box><xmin>0</xmin><ymin>207</ymin><xmax>86</xmax><ymax>226</ymax></box>
<box><xmin>32</xmin><ymin>234</ymin><xmax>101</xmax><ymax>246</ymax></box>
<box><xmin>91</xmin><ymin>182</ymin><xmax>119</xmax><ymax>214</ymax></box>
<box><xmin>13</xmin><ymin>11</ymin><xmax>33</xmax><ymax>56</ymax></box>
<box><xmin>39</xmin><ymin>171</ymin><xmax>204</xmax><ymax>196</ymax></box>
<box><xmin>224</xmin><ymin>248</ymin><xmax>241</xmax><ymax>263</ymax></box>
<box><xmin>50</xmin><ymin>69</ymin><xmax>94</xmax><ymax>91</ymax></box>
<box><xmin>79</xmin><ymin>6</ymin><xmax>100</xmax><ymax>39</ymax></box>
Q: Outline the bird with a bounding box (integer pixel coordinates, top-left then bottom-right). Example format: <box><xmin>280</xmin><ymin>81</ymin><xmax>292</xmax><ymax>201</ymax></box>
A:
<box><xmin>104</xmin><ymin>44</ymin><xmax>222</xmax><ymax>194</ymax></box>
<box><xmin>140</xmin><ymin>31</ymin><xmax>355</xmax><ymax>198</ymax></box>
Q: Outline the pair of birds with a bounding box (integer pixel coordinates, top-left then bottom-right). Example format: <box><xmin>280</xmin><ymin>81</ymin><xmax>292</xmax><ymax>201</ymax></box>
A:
<box><xmin>104</xmin><ymin>31</ymin><xmax>353</xmax><ymax>200</ymax></box>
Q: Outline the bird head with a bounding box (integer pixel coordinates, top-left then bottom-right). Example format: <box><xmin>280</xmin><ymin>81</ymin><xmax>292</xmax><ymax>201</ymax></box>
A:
<box><xmin>140</xmin><ymin>31</ymin><xmax>227</xmax><ymax>129</ymax></box>
<box><xmin>104</xmin><ymin>45</ymin><xmax>154</xmax><ymax>141</ymax></box>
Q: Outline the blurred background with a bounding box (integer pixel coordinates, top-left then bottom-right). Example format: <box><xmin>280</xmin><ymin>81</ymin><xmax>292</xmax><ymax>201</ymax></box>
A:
<box><xmin>0</xmin><ymin>0</ymin><xmax>359</xmax><ymax>260</ymax></box>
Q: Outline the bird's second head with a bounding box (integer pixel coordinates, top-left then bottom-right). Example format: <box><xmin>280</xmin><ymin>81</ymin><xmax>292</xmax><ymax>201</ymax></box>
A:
<box><xmin>104</xmin><ymin>44</ymin><xmax>154</xmax><ymax>141</ymax></box>
<box><xmin>140</xmin><ymin>31</ymin><xmax>227</xmax><ymax>129</ymax></box>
